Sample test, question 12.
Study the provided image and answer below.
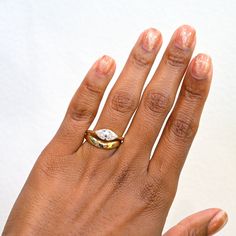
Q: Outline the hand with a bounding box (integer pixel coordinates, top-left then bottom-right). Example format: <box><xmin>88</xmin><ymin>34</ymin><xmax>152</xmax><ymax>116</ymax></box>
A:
<box><xmin>3</xmin><ymin>25</ymin><xmax>228</xmax><ymax>236</ymax></box>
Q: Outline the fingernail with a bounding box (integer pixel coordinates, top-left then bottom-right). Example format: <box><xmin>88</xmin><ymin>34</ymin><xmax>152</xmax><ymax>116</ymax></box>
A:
<box><xmin>142</xmin><ymin>28</ymin><xmax>161</xmax><ymax>52</ymax></box>
<box><xmin>96</xmin><ymin>55</ymin><xmax>114</xmax><ymax>74</ymax></box>
<box><xmin>191</xmin><ymin>53</ymin><xmax>211</xmax><ymax>79</ymax></box>
<box><xmin>208</xmin><ymin>210</ymin><xmax>228</xmax><ymax>235</ymax></box>
<box><xmin>174</xmin><ymin>25</ymin><xmax>196</xmax><ymax>49</ymax></box>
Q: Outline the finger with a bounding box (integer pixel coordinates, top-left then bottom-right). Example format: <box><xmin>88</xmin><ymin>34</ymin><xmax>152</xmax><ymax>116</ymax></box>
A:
<box><xmin>163</xmin><ymin>209</ymin><xmax>228</xmax><ymax>236</ymax></box>
<box><xmin>81</xmin><ymin>28</ymin><xmax>162</xmax><ymax>154</ymax></box>
<box><xmin>149</xmin><ymin>53</ymin><xmax>212</xmax><ymax>180</ymax></box>
<box><xmin>44</xmin><ymin>55</ymin><xmax>116</xmax><ymax>155</ymax></box>
<box><xmin>123</xmin><ymin>25</ymin><xmax>196</xmax><ymax>159</ymax></box>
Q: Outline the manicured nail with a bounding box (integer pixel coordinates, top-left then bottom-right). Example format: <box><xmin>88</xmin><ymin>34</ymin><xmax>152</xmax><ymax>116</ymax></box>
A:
<box><xmin>174</xmin><ymin>25</ymin><xmax>196</xmax><ymax>49</ymax></box>
<box><xmin>208</xmin><ymin>210</ymin><xmax>228</xmax><ymax>235</ymax></box>
<box><xmin>191</xmin><ymin>53</ymin><xmax>211</xmax><ymax>79</ymax></box>
<box><xmin>96</xmin><ymin>55</ymin><xmax>114</xmax><ymax>74</ymax></box>
<box><xmin>142</xmin><ymin>29</ymin><xmax>161</xmax><ymax>52</ymax></box>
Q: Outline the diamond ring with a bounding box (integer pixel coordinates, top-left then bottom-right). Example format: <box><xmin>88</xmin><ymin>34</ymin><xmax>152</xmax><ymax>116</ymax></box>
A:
<box><xmin>84</xmin><ymin>129</ymin><xmax>124</xmax><ymax>150</ymax></box>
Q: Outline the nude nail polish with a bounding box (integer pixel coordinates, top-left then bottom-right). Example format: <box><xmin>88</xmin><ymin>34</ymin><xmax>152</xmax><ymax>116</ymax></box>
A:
<box><xmin>192</xmin><ymin>54</ymin><xmax>211</xmax><ymax>79</ymax></box>
<box><xmin>208</xmin><ymin>210</ymin><xmax>228</xmax><ymax>235</ymax></box>
<box><xmin>174</xmin><ymin>25</ymin><xmax>196</xmax><ymax>49</ymax></box>
<box><xmin>142</xmin><ymin>29</ymin><xmax>161</xmax><ymax>52</ymax></box>
<box><xmin>97</xmin><ymin>55</ymin><xmax>114</xmax><ymax>74</ymax></box>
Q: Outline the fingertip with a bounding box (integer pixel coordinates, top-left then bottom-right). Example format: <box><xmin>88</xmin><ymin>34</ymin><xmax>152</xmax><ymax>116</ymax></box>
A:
<box><xmin>141</xmin><ymin>28</ymin><xmax>163</xmax><ymax>52</ymax></box>
<box><xmin>173</xmin><ymin>24</ymin><xmax>196</xmax><ymax>50</ymax></box>
<box><xmin>94</xmin><ymin>55</ymin><xmax>116</xmax><ymax>75</ymax></box>
<box><xmin>191</xmin><ymin>53</ymin><xmax>212</xmax><ymax>80</ymax></box>
<box><xmin>208</xmin><ymin>209</ymin><xmax>228</xmax><ymax>235</ymax></box>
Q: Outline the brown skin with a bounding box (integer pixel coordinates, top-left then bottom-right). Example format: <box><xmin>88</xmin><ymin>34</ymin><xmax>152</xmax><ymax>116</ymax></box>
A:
<box><xmin>3</xmin><ymin>25</ymin><xmax>227</xmax><ymax>235</ymax></box>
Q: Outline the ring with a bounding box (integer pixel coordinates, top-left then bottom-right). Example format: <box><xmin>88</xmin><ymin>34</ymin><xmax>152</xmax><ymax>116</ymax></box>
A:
<box><xmin>84</xmin><ymin>129</ymin><xmax>124</xmax><ymax>150</ymax></box>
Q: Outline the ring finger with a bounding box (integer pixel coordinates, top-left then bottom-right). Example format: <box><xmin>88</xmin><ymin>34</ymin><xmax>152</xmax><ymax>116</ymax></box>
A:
<box><xmin>82</xmin><ymin>28</ymin><xmax>162</xmax><ymax>155</ymax></box>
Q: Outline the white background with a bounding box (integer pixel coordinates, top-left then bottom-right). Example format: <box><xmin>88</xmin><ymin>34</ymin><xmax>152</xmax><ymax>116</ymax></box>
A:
<box><xmin>0</xmin><ymin>0</ymin><xmax>235</xmax><ymax>234</ymax></box>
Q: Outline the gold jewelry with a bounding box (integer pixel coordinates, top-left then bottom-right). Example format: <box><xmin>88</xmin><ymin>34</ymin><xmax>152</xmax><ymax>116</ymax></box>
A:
<box><xmin>84</xmin><ymin>129</ymin><xmax>124</xmax><ymax>150</ymax></box>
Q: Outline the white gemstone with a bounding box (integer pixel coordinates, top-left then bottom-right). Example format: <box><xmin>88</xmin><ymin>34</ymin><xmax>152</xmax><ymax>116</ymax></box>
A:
<box><xmin>95</xmin><ymin>129</ymin><xmax>118</xmax><ymax>141</ymax></box>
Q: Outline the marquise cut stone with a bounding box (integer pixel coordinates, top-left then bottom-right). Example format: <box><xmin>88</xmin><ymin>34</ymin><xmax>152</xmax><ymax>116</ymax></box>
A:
<box><xmin>95</xmin><ymin>129</ymin><xmax>118</xmax><ymax>141</ymax></box>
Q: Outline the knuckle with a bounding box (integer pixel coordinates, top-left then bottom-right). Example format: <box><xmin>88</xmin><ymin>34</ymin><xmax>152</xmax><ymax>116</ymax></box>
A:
<box><xmin>169</xmin><ymin>117</ymin><xmax>198</xmax><ymax>140</ymax></box>
<box><xmin>138</xmin><ymin>176</ymin><xmax>172</xmax><ymax>210</ymax></box>
<box><xmin>131</xmin><ymin>51</ymin><xmax>152</xmax><ymax>69</ymax></box>
<box><xmin>175</xmin><ymin>221</ymin><xmax>207</xmax><ymax>236</ymax></box>
<box><xmin>84</xmin><ymin>80</ymin><xmax>103</xmax><ymax>95</ymax></box>
<box><xmin>144</xmin><ymin>90</ymin><xmax>172</xmax><ymax>114</ymax></box>
<box><xmin>111</xmin><ymin>91</ymin><xmax>137</xmax><ymax>114</ymax></box>
<box><xmin>183</xmin><ymin>85</ymin><xmax>204</xmax><ymax>102</ymax></box>
<box><xmin>140</xmin><ymin>181</ymin><xmax>161</xmax><ymax>207</ymax></box>
<box><xmin>68</xmin><ymin>81</ymin><xmax>101</xmax><ymax>123</ymax></box>
<box><xmin>111</xmin><ymin>160</ymin><xmax>140</xmax><ymax>193</ymax></box>
<box><xmin>112</xmin><ymin>166</ymin><xmax>131</xmax><ymax>191</ymax></box>
<box><xmin>85</xmin><ymin>162</ymin><xmax>105</xmax><ymax>181</ymax></box>
<box><xmin>69</xmin><ymin>106</ymin><xmax>95</xmax><ymax>122</ymax></box>
<box><xmin>37</xmin><ymin>155</ymin><xmax>65</xmax><ymax>179</ymax></box>
<box><xmin>166</xmin><ymin>48</ymin><xmax>189</xmax><ymax>68</ymax></box>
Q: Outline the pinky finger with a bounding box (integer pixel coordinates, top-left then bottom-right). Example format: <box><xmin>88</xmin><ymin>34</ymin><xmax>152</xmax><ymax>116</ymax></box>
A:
<box><xmin>45</xmin><ymin>55</ymin><xmax>116</xmax><ymax>155</ymax></box>
<box><xmin>163</xmin><ymin>208</ymin><xmax>228</xmax><ymax>236</ymax></box>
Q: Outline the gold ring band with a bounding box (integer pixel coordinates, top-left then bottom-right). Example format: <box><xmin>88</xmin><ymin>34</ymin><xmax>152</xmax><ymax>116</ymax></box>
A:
<box><xmin>84</xmin><ymin>129</ymin><xmax>124</xmax><ymax>150</ymax></box>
